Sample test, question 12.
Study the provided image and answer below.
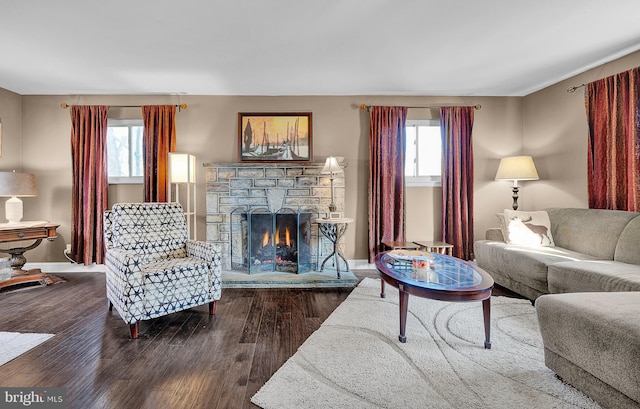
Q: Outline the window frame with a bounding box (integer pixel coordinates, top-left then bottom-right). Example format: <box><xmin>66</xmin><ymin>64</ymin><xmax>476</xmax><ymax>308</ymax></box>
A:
<box><xmin>107</xmin><ymin>119</ymin><xmax>144</xmax><ymax>185</ymax></box>
<box><xmin>405</xmin><ymin>119</ymin><xmax>442</xmax><ymax>188</ymax></box>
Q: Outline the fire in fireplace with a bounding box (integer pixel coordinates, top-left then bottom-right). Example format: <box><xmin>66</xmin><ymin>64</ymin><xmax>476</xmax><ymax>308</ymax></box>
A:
<box><xmin>230</xmin><ymin>208</ymin><xmax>316</xmax><ymax>273</ymax></box>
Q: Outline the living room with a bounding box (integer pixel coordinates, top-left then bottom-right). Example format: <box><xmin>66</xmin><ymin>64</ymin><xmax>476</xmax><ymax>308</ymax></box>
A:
<box><xmin>6</xmin><ymin>52</ymin><xmax>640</xmax><ymax>266</ymax></box>
<box><xmin>1</xmin><ymin>2</ymin><xmax>640</xmax><ymax>408</ymax></box>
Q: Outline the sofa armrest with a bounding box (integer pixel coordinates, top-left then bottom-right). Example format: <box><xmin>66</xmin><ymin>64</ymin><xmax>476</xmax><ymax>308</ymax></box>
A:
<box><xmin>486</xmin><ymin>228</ymin><xmax>505</xmax><ymax>242</ymax></box>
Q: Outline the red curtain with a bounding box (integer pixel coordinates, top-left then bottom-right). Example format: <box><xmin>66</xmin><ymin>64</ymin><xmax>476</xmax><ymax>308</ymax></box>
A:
<box><xmin>368</xmin><ymin>106</ymin><xmax>407</xmax><ymax>262</ymax></box>
<box><xmin>586</xmin><ymin>67</ymin><xmax>640</xmax><ymax>211</ymax></box>
<box><xmin>70</xmin><ymin>105</ymin><xmax>109</xmax><ymax>265</ymax></box>
<box><xmin>440</xmin><ymin>106</ymin><xmax>475</xmax><ymax>260</ymax></box>
<box><xmin>142</xmin><ymin>105</ymin><xmax>176</xmax><ymax>202</ymax></box>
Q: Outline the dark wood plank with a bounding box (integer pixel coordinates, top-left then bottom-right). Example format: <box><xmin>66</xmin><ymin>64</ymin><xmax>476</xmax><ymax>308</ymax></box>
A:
<box><xmin>238</xmin><ymin>291</ymin><xmax>262</xmax><ymax>344</ymax></box>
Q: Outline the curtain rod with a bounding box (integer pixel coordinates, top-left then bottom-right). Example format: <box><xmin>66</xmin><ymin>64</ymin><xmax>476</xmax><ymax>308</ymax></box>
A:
<box><xmin>359</xmin><ymin>103</ymin><xmax>481</xmax><ymax>111</ymax></box>
<box><xmin>60</xmin><ymin>103</ymin><xmax>188</xmax><ymax>110</ymax></box>
<box><xmin>567</xmin><ymin>84</ymin><xmax>586</xmax><ymax>93</ymax></box>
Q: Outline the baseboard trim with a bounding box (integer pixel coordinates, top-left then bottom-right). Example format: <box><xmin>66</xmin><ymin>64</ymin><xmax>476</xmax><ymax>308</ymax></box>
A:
<box><xmin>24</xmin><ymin>259</ymin><xmax>375</xmax><ymax>274</ymax></box>
<box><xmin>24</xmin><ymin>262</ymin><xmax>106</xmax><ymax>273</ymax></box>
<box><xmin>349</xmin><ymin>259</ymin><xmax>376</xmax><ymax>270</ymax></box>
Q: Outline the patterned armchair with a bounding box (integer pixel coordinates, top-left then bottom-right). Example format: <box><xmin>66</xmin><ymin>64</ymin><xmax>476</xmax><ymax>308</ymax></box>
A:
<box><xmin>103</xmin><ymin>202</ymin><xmax>222</xmax><ymax>339</ymax></box>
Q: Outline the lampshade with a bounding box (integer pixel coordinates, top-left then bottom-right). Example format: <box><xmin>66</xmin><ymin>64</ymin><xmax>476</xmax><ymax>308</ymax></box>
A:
<box><xmin>0</xmin><ymin>172</ymin><xmax>37</xmax><ymax>197</ymax></box>
<box><xmin>321</xmin><ymin>157</ymin><xmax>342</xmax><ymax>174</ymax></box>
<box><xmin>495</xmin><ymin>156</ymin><xmax>539</xmax><ymax>182</ymax></box>
<box><xmin>168</xmin><ymin>152</ymin><xmax>196</xmax><ymax>184</ymax></box>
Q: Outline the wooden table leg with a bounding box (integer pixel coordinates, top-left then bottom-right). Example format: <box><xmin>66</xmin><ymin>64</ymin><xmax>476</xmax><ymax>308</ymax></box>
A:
<box><xmin>380</xmin><ymin>279</ymin><xmax>386</xmax><ymax>298</ymax></box>
<box><xmin>482</xmin><ymin>297</ymin><xmax>491</xmax><ymax>349</ymax></box>
<box><xmin>398</xmin><ymin>286</ymin><xmax>408</xmax><ymax>343</ymax></box>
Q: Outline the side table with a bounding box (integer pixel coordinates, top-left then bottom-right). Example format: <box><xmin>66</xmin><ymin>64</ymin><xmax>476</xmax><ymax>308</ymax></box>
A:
<box><xmin>316</xmin><ymin>217</ymin><xmax>353</xmax><ymax>279</ymax></box>
<box><xmin>0</xmin><ymin>222</ymin><xmax>59</xmax><ymax>291</ymax></box>
<box><xmin>382</xmin><ymin>241</ymin><xmax>420</xmax><ymax>251</ymax></box>
<box><xmin>413</xmin><ymin>240</ymin><xmax>453</xmax><ymax>256</ymax></box>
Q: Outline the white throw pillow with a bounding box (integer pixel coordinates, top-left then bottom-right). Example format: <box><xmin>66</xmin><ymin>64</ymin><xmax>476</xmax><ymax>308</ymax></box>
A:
<box><xmin>502</xmin><ymin>209</ymin><xmax>555</xmax><ymax>247</ymax></box>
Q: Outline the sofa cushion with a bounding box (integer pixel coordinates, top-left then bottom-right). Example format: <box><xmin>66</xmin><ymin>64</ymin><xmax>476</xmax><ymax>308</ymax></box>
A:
<box><xmin>536</xmin><ymin>292</ymin><xmax>640</xmax><ymax>406</ymax></box>
<box><xmin>502</xmin><ymin>209</ymin><xmax>555</xmax><ymax>246</ymax></box>
<box><xmin>548</xmin><ymin>260</ymin><xmax>640</xmax><ymax>293</ymax></box>
<box><xmin>546</xmin><ymin>208</ymin><xmax>639</xmax><ymax>259</ymax></box>
<box><xmin>614</xmin><ymin>215</ymin><xmax>640</xmax><ymax>265</ymax></box>
<box><xmin>495</xmin><ymin>213</ymin><xmax>507</xmax><ymax>240</ymax></box>
<box><xmin>474</xmin><ymin>240</ymin><xmax>601</xmax><ymax>295</ymax></box>
<box><xmin>485</xmin><ymin>227</ymin><xmax>504</xmax><ymax>242</ymax></box>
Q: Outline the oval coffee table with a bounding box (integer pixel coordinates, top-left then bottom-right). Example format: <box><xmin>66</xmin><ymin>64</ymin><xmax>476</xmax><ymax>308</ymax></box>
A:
<box><xmin>374</xmin><ymin>250</ymin><xmax>494</xmax><ymax>348</ymax></box>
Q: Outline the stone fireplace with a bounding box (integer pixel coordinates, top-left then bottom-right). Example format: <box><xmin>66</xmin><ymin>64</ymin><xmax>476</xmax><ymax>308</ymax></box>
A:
<box><xmin>205</xmin><ymin>162</ymin><xmax>345</xmax><ymax>272</ymax></box>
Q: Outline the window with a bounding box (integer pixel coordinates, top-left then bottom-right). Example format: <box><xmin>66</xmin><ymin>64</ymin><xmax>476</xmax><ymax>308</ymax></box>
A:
<box><xmin>107</xmin><ymin>119</ymin><xmax>144</xmax><ymax>184</ymax></box>
<box><xmin>405</xmin><ymin>119</ymin><xmax>441</xmax><ymax>187</ymax></box>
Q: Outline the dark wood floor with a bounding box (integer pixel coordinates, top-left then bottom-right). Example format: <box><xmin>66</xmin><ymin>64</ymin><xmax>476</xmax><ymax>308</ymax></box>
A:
<box><xmin>0</xmin><ymin>270</ymin><xmax>521</xmax><ymax>409</ymax></box>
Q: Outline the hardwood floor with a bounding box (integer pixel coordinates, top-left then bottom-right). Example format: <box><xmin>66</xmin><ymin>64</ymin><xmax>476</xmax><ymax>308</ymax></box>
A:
<box><xmin>0</xmin><ymin>269</ymin><xmax>519</xmax><ymax>409</ymax></box>
<box><xmin>0</xmin><ymin>271</ymin><xmax>377</xmax><ymax>409</ymax></box>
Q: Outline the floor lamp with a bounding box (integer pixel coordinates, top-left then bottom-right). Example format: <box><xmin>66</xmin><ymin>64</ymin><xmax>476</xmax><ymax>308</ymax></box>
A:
<box><xmin>168</xmin><ymin>152</ymin><xmax>196</xmax><ymax>238</ymax></box>
<box><xmin>495</xmin><ymin>156</ymin><xmax>539</xmax><ymax>210</ymax></box>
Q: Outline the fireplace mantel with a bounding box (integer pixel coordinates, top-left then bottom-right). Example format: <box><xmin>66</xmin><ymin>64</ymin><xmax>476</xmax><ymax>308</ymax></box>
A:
<box><xmin>204</xmin><ymin>161</ymin><xmax>345</xmax><ymax>271</ymax></box>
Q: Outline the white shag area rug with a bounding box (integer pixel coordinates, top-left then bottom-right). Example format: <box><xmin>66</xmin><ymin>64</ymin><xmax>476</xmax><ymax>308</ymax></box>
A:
<box><xmin>0</xmin><ymin>331</ymin><xmax>54</xmax><ymax>366</ymax></box>
<box><xmin>251</xmin><ymin>277</ymin><xmax>601</xmax><ymax>409</ymax></box>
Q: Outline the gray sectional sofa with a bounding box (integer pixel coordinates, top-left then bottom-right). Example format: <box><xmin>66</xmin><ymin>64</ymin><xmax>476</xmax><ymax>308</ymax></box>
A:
<box><xmin>475</xmin><ymin>207</ymin><xmax>640</xmax><ymax>408</ymax></box>
<box><xmin>536</xmin><ymin>291</ymin><xmax>640</xmax><ymax>409</ymax></box>
<box><xmin>474</xmin><ymin>207</ymin><xmax>640</xmax><ymax>300</ymax></box>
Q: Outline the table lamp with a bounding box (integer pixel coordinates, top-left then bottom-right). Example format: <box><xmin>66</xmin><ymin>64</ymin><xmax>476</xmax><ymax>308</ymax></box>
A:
<box><xmin>321</xmin><ymin>156</ymin><xmax>342</xmax><ymax>213</ymax></box>
<box><xmin>495</xmin><ymin>156</ymin><xmax>539</xmax><ymax>210</ymax></box>
<box><xmin>0</xmin><ymin>171</ymin><xmax>37</xmax><ymax>224</ymax></box>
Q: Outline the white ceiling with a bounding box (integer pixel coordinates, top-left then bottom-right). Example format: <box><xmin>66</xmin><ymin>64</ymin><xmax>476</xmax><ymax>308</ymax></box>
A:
<box><xmin>2</xmin><ymin>0</ymin><xmax>640</xmax><ymax>97</ymax></box>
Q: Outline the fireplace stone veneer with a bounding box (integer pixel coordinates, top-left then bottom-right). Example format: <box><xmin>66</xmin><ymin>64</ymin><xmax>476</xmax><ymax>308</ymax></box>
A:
<box><xmin>205</xmin><ymin>162</ymin><xmax>345</xmax><ymax>271</ymax></box>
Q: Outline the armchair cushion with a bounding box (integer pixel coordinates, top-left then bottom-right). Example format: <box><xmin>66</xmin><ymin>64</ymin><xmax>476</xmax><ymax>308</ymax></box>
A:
<box><xmin>110</xmin><ymin>202</ymin><xmax>189</xmax><ymax>263</ymax></box>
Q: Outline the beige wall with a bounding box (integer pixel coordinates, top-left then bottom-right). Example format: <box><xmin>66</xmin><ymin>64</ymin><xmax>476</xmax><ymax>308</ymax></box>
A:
<box><xmin>0</xmin><ymin>88</ymin><xmax>22</xmax><ymax>171</ymax></box>
<box><xmin>4</xmin><ymin>49</ymin><xmax>639</xmax><ymax>264</ymax></box>
<box><xmin>523</xmin><ymin>51</ymin><xmax>640</xmax><ymax>211</ymax></box>
<box><xmin>3</xmin><ymin>94</ymin><xmax>523</xmax><ymax>263</ymax></box>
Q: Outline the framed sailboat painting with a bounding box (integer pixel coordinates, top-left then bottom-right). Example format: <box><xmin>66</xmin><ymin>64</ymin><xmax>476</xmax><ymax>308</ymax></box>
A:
<box><xmin>238</xmin><ymin>112</ymin><xmax>312</xmax><ymax>162</ymax></box>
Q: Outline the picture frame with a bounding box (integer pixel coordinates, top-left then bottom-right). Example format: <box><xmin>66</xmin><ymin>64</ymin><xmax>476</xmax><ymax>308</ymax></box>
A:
<box><xmin>238</xmin><ymin>112</ymin><xmax>312</xmax><ymax>162</ymax></box>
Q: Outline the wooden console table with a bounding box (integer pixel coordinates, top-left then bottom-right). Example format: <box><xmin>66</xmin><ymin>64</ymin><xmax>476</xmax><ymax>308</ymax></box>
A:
<box><xmin>0</xmin><ymin>222</ymin><xmax>59</xmax><ymax>291</ymax></box>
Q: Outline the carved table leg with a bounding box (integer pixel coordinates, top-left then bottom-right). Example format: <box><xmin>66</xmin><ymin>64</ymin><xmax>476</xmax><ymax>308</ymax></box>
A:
<box><xmin>483</xmin><ymin>297</ymin><xmax>491</xmax><ymax>349</ymax></box>
<box><xmin>398</xmin><ymin>286</ymin><xmax>408</xmax><ymax>343</ymax></box>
